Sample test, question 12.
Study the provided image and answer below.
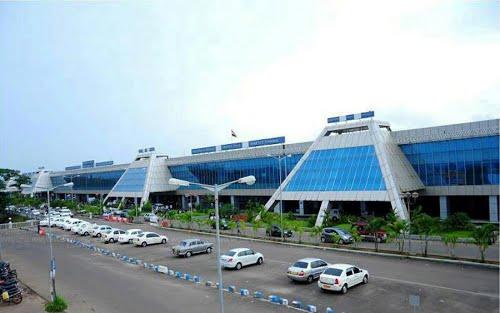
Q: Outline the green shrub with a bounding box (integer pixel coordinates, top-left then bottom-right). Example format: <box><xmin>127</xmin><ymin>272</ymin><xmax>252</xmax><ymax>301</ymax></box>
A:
<box><xmin>45</xmin><ymin>296</ymin><xmax>68</xmax><ymax>312</ymax></box>
<box><xmin>306</xmin><ymin>215</ymin><xmax>317</xmax><ymax>228</ymax></box>
<box><xmin>442</xmin><ymin>212</ymin><xmax>473</xmax><ymax>231</ymax></box>
<box><xmin>141</xmin><ymin>201</ymin><xmax>152</xmax><ymax>213</ymax></box>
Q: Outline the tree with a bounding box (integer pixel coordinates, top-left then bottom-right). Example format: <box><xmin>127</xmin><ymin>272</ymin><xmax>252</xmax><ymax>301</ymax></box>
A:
<box><xmin>350</xmin><ymin>226</ymin><xmax>362</xmax><ymax>248</ymax></box>
<box><xmin>412</xmin><ymin>213</ymin><xmax>439</xmax><ymax>256</ymax></box>
<box><xmin>443</xmin><ymin>233</ymin><xmax>459</xmax><ymax>259</ymax></box>
<box><xmin>311</xmin><ymin>226</ymin><xmax>323</xmax><ymax>243</ymax></box>
<box><xmin>252</xmin><ymin>220</ymin><xmax>262</xmax><ymax>238</ymax></box>
<box><xmin>471</xmin><ymin>224</ymin><xmax>497</xmax><ymax>262</ymax></box>
<box><xmin>366</xmin><ymin>217</ymin><xmax>387</xmax><ymax>252</ymax></box>
<box><xmin>385</xmin><ymin>218</ymin><xmax>409</xmax><ymax>253</ymax></box>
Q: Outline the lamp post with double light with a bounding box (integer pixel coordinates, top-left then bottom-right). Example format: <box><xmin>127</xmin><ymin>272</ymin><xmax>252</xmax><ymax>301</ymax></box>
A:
<box><xmin>21</xmin><ymin>182</ymin><xmax>74</xmax><ymax>301</ymax></box>
<box><xmin>168</xmin><ymin>175</ymin><xmax>256</xmax><ymax>313</ymax></box>
<box><xmin>267</xmin><ymin>153</ymin><xmax>291</xmax><ymax>241</ymax></box>
<box><xmin>401</xmin><ymin>191</ymin><xmax>419</xmax><ymax>254</ymax></box>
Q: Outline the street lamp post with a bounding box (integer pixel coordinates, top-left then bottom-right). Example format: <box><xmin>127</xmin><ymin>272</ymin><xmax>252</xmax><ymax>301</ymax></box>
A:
<box><xmin>267</xmin><ymin>154</ymin><xmax>291</xmax><ymax>241</ymax></box>
<box><xmin>63</xmin><ymin>174</ymin><xmax>80</xmax><ymax>203</ymax></box>
<box><xmin>21</xmin><ymin>182</ymin><xmax>74</xmax><ymax>302</ymax></box>
<box><xmin>169</xmin><ymin>176</ymin><xmax>256</xmax><ymax>313</ymax></box>
<box><xmin>402</xmin><ymin>191</ymin><xmax>419</xmax><ymax>255</ymax></box>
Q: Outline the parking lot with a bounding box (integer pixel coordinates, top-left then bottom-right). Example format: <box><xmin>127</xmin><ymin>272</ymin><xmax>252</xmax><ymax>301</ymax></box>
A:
<box><xmin>24</xmin><ymin>217</ymin><xmax>499</xmax><ymax>313</ymax></box>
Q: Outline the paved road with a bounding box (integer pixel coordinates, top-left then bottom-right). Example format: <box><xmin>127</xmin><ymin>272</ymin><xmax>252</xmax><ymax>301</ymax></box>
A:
<box><xmin>2</xmin><ymin>221</ymin><xmax>499</xmax><ymax>313</ymax></box>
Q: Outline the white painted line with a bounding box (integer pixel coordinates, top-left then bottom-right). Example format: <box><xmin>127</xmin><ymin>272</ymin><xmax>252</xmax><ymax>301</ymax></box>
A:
<box><xmin>372</xmin><ymin>275</ymin><xmax>499</xmax><ymax>299</ymax></box>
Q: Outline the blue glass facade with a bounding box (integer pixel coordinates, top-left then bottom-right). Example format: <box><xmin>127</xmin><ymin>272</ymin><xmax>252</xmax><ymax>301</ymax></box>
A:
<box><xmin>112</xmin><ymin>167</ymin><xmax>147</xmax><ymax>192</ymax></box>
<box><xmin>285</xmin><ymin>145</ymin><xmax>386</xmax><ymax>192</ymax></box>
<box><xmin>400</xmin><ymin>136</ymin><xmax>499</xmax><ymax>186</ymax></box>
<box><xmin>169</xmin><ymin>155</ymin><xmax>303</xmax><ymax>190</ymax></box>
<box><xmin>51</xmin><ymin>170</ymin><xmax>125</xmax><ymax>192</ymax></box>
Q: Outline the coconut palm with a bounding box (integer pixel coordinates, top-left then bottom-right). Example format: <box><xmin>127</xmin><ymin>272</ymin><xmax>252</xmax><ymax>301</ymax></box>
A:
<box><xmin>366</xmin><ymin>217</ymin><xmax>387</xmax><ymax>252</ymax></box>
<box><xmin>471</xmin><ymin>223</ymin><xmax>497</xmax><ymax>262</ymax></box>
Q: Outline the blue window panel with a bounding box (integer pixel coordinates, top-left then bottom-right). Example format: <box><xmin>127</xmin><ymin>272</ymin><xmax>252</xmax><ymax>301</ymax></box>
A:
<box><xmin>400</xmin><ymin>135</ymin><xmax>499</xmax><ymax>186</ymax></box>
<box><xmin>285</xmin><ymin>145</ymin><xmax>386</xmax><ymax>192</ymax></box>
<box><xmin>113</xmin><ymin>167</ymin><xmax>147</xmax><ymax>192</ymax></box>
<box><xmin>51</xmin><ymin>170</ymin><xmax>125</xmax><ymax>192</ymax></box>
<box><xmin>168</xmin><ymin>155</ymin><xmax>303</xmax><ymax>190</ymax></box>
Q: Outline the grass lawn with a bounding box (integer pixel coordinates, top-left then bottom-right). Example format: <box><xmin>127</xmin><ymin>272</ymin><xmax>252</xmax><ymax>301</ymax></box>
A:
<box><xmin>433</xmin><ymin>230</ymin><xmax>473</xmax><ymax>238</ymax></box>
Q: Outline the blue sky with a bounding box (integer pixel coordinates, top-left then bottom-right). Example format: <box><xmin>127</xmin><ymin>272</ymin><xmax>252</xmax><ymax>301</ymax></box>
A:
<box><xmin>1</xmin><ymin>1</ymin><xmax>499</xmax><ymax>172</ymax></box>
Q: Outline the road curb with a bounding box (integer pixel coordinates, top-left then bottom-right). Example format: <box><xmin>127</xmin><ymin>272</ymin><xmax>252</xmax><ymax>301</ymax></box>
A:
<box><xmin>159</xmin><ymin>225</ymin><xmax>499</xmax><ymax>269</ymax></box>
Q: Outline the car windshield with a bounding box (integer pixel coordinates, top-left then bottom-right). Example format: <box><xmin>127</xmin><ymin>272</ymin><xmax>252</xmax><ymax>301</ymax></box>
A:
<box><xmin>137</xmin><ymin>233</ymin><xmax>145</xmax><ymax>237</ymax></box>
<box><xmin>335</xmin><ymin>228</ymin><xmax>347</xmax><ymax>235</ymax></box>
<box><xmin>223</xmin><ymin>251</ymin><xmax>236</xmax><ymax>257</ymax></box>
<box><xmin>104</xmin><ymin>230</ymin><xmax>112</xmax><ymax>234</ymax></box>
<box><xmin>323</xmin><ymin>268</ymin><xmax>344</xmax><ymax>276</ymax></box>
<box><xmin>179</xmin><ymin>241</ymin><xmax>188</xmax><ymax>246</ymax></box>
<box><xmin>293</xmin><ymin>261</ymin><xmax>309</xmax><ymax>268</ymax></box>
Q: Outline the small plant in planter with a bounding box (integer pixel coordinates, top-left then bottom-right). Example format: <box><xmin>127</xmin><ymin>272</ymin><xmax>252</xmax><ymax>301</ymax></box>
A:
<box><xmin>45</xmin><ymin>296</ymin><xmax>68</xmax><ymax>313</ymax></box>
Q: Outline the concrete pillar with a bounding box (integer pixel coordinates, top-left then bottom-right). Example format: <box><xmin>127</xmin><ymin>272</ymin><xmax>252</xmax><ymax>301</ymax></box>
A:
<box><xmin>299</xmin><ymin>200</ymin><xmax>304</xmax><ymax>215</ymax></box>
<box><xmin>230</xmin><ymin>195</ymin><xmax>235</xmax><ymax>208</ymax></box>
<box><xmin>439</xmin><ymin>196</ymin><xmax>449</xmax><ymax>220</ymax></box>
<box><xmin>489</xmin><ymin>196</ymin><xmax>499</xmax><ymax>223</ymax></box>
<box><xmin>196</xmin><ymin>196</ymin><xmax>200</xmax><ymax>206</ymax></box>
<box><xmin>360</xmin><ymin>201</ymin><xmax>367</xmax><ymax>216</ymax></box>
<box><xmin>181</xmin><ymin>196</ymin><xmax>187</xmax><ymax>210</ymax></box>
<box><xmin>273</xmin><ymin>202</ymin><xmax>281</xmax><ymax>213</ymax></box>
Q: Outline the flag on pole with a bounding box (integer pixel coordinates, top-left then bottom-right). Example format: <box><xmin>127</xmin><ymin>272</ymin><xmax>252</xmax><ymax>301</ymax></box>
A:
<box><xmin>231</xmin><ymin>129</ymin><xmax>237</xmax><ymax>138</ymax></box>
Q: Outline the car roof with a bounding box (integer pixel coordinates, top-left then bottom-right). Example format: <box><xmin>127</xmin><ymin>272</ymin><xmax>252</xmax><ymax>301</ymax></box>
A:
<box><xmin>127</xmin><ymin>228</ymin><xmax>142</xmax><ymax>232</ymax></box>
<box><xmin>296</xmin><ymin>258</ymin><xmax>325</xmax><ymax>263</ymax></box>
<box><xmin>229</xmin><ymin>248</ymin><xmax>251</xmax><ymax>252</ymax></box>
<box><xmin>142</xmin><ymin>231</ymin><xmax>157</xmax><ymax>235</ymax></box>
<box><xmin>327</xmin><ymin>264</ymin><xmax>355</xmax><ymax>270</ymax></box>
<box><xmin>181</xmin><ymin>238</ymin><xmax>200</xmax><ymax>242</ymax></box>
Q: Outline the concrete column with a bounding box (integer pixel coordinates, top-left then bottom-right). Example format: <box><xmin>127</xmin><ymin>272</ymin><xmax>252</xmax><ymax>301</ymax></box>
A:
<box><xmin>273</xmin><ymin>202</ymin><xmax>281</xmax><ymax>213</ymax></box>
<box><xmin>439</xmin><ymin>196</ymin><xmax>449</xmax><ymax>220</ymax></box>
<box><xmin>299</xmin><ymin>200</ymin><xmax>304</xmax><ymax>215</ymax></box>
<box><xmin>360</xmin><ymin>201</ymin><xmax>367</xmax><ymax>216</ymax></box>
<box><xmin>489</xmin><ymin>196</ymin><xmax>499</xmax><ymax>223</ymax></box>
<box><xmin>230</xmin><ymin>195</ymin><xmax>235</xmax><ymax>207</ymax></box>
<box><xmin>181</xmin><ymin>196</ymin><xmax>187</xmax><ymax>210</ymax></box>
<box><xmin>196</xmin><ymin>196</ymin><xmax>200</xmax><ymax>206</ymax></box>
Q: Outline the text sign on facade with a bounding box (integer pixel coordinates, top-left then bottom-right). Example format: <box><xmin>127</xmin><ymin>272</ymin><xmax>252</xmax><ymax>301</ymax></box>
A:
<box><xmin>248</xmin><ymin>136</ymin><xmax>285</xmax><ymax>147</ymax></box>
<box><xmin>328</xmin><ymin>111</ymin><xmax>374</xmax><ymax>123</ymax></box>
<box><xmin>221</xmin><ymin>142</ymin><xmax>243</xmax><ymax>151</ymax></box>
<box><xmin>96</xmin><ymin>161</ymin><xmax>114</xmax><ymax>167</ymax></box>
<box><xmin>65</xmin><ymin>165</ymin><xmax>81</xmax><ymax>170</ymax></box>
<box><xmin>192</xmin><ymin>146</ymin><xmax>217</xmax><ymax>155</ymax></box>
<box><xmin>82</xmin><ymin>160</ymin><xmax>95</xmax><ymax>168</ymax></box>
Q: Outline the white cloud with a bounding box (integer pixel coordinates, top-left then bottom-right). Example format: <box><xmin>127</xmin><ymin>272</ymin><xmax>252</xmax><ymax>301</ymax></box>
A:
<box><xmin>219</xmin><ymin>1</ymin><xmax>500</xmax><ymax>143</ymax></box>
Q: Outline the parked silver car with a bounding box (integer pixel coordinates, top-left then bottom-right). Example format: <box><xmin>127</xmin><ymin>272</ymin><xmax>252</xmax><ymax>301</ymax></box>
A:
<box><xmin>287</xmin><ymin>258</ymin><xmax>329</xmax><ymax>283</ymax></box>
<box><xmin>172</xmin><ymin>238</ymin><xmax>213</xmax><ymax>257</ymax></box>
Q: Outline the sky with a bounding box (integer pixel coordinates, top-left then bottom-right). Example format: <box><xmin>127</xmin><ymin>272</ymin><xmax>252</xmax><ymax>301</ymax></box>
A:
<box><xmin>1</xmin><ymin>0</ymin><xmax>499</xmax><ymax>172</ymax></box>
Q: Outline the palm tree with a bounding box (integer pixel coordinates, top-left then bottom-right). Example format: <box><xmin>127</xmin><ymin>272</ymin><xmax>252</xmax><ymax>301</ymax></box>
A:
<box><xmin>471</xmin><ymin>224</ymin><xmax>497</xmax><ymax>262</ymax></box>
<box><xmin>252</xmin><ymin>220</ymin><xmax>262</xmax><ymax>238</ymax></box>
<box><xmin>412</xmin><ymin>213</ymin><xmax>438</xmax><ymax>257</ymax></box>
<box><xmin>311</xmin><ymin>226</ymin><xmax>323</xmax><ymax>244</ymax></box>
<box><xmin>385</xmin><ymin>219</ymin><xmax>408</xmax><ymax>253</ymax></box>
<box><xmin>366</xmin><ymin>217</ymin><xmax>387</xmax><ymax>252</ymax></box>
<box><xmin>442</xmin><ymin>233</ymin><xmax>459</xmax><ymax>259</ymax></box>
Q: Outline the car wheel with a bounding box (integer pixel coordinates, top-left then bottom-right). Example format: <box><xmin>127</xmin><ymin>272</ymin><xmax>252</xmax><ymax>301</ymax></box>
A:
<box><xmin>186</xmin><ymin>251</ymin><xmax>192</xmax><ymax>258</ymax></box>
<box><xmin>109</xmin><ymin>238</ymin><xmax>114</xmax><ymax>243</ymax></box>
<box><xmin>97</xmin><ymin>233</ymin><xmax>102</xmax><ymax>238</ymax></box>
<box><xmin>307</xmin><ymin>275</ymin><xmax>313</xmax><ymax>283</ymax></box>
<box><xmin>320</xmin><ymin>237</ymin><xmax>326</xmax><ymax>243</ymax></box>
<box><xmin>129</xmin><ymin>239</ymin><xmax>132</xmax><ymax>243</ymax></box>
<box><xmin>341</xmin><ymin>284</ymin><xmax>348</xmax><ymax>294</ymax></box>
<box><xmin>257</xmin><ymin>257</ymin><xmax>263</xmax><ymax>265</ymax></box>
<box><xmin>235</xmin><ymin>263</ymin><xmax>242</xmax><ymax>270</ymax></box>
<box><xmin>206</xmin><ymin>247</ymin><xmax>212</xmax><ymax>254</ymax></box>
<box><xmin>341</xmin><ymin>239</ymin><xmax>346</xmax><ymax>244</ymax></box>
<box><xmin>161</xmin><ymin>239</ymin><xmax>167</xmax><ymax>244</ymax></box>
<box><xmin>141</xmin><ymin>241</ymin><xmax>147</xmax><ymax>247</ymax></box>
<box><xmin>363</xmin><ymin>275</ymin><xmax>368</xmax><ymax>284</ymax></box>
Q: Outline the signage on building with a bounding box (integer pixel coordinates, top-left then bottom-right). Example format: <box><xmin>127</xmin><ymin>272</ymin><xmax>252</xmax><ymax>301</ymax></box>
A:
<box><xmin>65</xmin><ymin>165</ymin><xmax>81</xmax><ymax>171</ymax></box>
<box><xmin>327</xmin><ymin>111</ymin><xmax>375</xmax><ymax>123</ymax></box>
<box><xmin>249</xmin><ymin>136</ymin><xmax>285</xmax><ymax>147</ymax></box>
<box><xmin>82</xmin><ymin>160</ymin><xmax>95</xmax><ymax>168</ymax></box>
<box><xmin>221</xmin><ymin>142</ymin><xmax>243</xmax><ymax>151</ymax></box>
<box><xmin>96</xmin><ymin>161</ymin><xmax>114</xmax><ymax>167</ymax></box>
<box><xmin>192</xmin><ymin>146</ymin><xmax>217</xmax><ymax>155</ymax></box>
<box><xmin>138</xmin><ymin>147</ymin><xmax>155</xmax><ymax>154</ymax></box>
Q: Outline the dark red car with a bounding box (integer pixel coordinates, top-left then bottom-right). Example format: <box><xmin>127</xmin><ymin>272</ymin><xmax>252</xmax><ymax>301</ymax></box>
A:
<box><xmin>352</xmin><ymin>221</ymin><xmax>388</xmax><ymax>243</ymax></box>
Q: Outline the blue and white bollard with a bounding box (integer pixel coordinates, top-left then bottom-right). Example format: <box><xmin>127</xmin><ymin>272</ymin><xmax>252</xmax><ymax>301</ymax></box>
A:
<box><xmin>175</xmin><ymin>271</ymin><xmax>182</xmax><ymax>278</ymax></box>
<box><xmin>168</xmin><ymin>270</ymin><xmax>175</xmax><ymax>276</ymax></box>
<box><xmin>307</xmin><ymin>304</ymin><xmax>317</xmax><ymax>313</ymax></box>
<box><xmin>227</xmin><ymin>286</ymin><xmax>236</xmax><ymax>293</ymax></box>
<box><xmin>281</xmin><ymin>298</ymin><xmax>288</xmax><ymax>306</ymax></box>
<box><xmin>240</xmin><ymin>289</ymin><xmax>249</xmax><ymax>296</ymax></box>
<box><xmin>205</xmin><ymin>281</ymin><xmax>213</xmax><ymax>287</ymax></box>
<box><xmin>326</xmin><ymin>307</ymin><xmax>334</xmax><ymax>313</ymax></box>
<box><xmin>254</xmin><ymin>291</ymin><xmax>264</xmax><ymax>299</ymax></box>
<box><xmin>193</xmin><ymin>276</ymin><xmax>200</xmax><ymax>283</ymax></box>
<box><xmin>269</xmin><ymin>295</ymin><xmax>281</xmax><ymax>304</ymax></box>
<box><xmin>184</xmin><ymin>273</ymin><xmax>191</xmax><ymax>280</ymax></box>
<box><xmin>291</xmin><ymin>301</ymin><xmax>303</xmax><ymax>309</ymax></box>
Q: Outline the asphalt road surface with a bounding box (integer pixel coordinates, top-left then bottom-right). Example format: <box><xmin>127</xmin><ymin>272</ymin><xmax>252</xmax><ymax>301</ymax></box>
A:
<box><xmin>1</xmin><ymin>221</ymin><xmax>499</xmax><ymax>313</ymax></box>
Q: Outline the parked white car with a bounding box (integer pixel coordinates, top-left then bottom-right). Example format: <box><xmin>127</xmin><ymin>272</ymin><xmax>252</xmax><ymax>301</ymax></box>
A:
<box><xmin>39</xmin><ymin>218</ymin><xmax>54</xmax><ymax>227</ymax></box>
<box><xmin>318</xmin><ymin>264</ymin><xmax>369</xmax><ymax>294</ymax></box>
<box><xmin>59</xmin><ymin>208</ymin><xmax>73</xmax><ymax>217</ymax></box>
<box><xmin>117</xmin><ymin>229</ymin><xmax>143</xmax><ymax>244</ymax></box>
<box><xmin>220</xmin><ymin>248</ymin><xmax>264</xmax><ymax>270</ymax></box>
<box><xmin>133</xmin><ymin>232</ymin><xmax>168</xmax><ymax>247</ymax></box>
<box><xmin>64</xmin><ymin>219</ymin><xmax>82</xmax><ymax>231</ymax></box>
<box><xmin>92</xmin><ymin>225</ymin><xmax>112</xmax><ymax>237</ymax></box>
<box><xmin>102</xmin><ymin>229</ymin><xmax>127</xmax><ymax>244</ymax></box>
<box><xmin>72</xmin><ymin>221</ymin><xmax>89</xmax><ymax>234</ymax></box>
<box><xmin>78</xmin><ymin>223</ymin><xmax>96</xmax><ymax>236</ymax></box>
<box><xmin>58</xmin><ymin>218</ymin><xmax>73</xmax><ymax>228</ymax></box>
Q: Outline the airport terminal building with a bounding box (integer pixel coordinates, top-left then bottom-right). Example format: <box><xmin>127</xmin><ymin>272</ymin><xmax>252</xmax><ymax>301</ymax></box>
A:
<box><xmin>22</xmin><ymin>114</ymin><xmax>499</xmax><ymax>225</ymax></box>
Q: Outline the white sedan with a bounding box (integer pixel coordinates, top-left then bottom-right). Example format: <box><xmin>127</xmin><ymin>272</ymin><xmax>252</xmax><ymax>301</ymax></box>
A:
<box><xmin>92</xmin><ymin>225</ymin><xmax>112</xmax><ymax>237</ymax></box>
<box><xmin>102</xmin><ymin>229</ymin><xmax>126</xmax><ymax>243</ymax></box>
<box><xmin>318</xmin><ymin>264</ymin><xmax>369</xmax><ymax>294</ymax></box>
<box><xmin>72</xmin><ymin>222</ymin><xmax>90</xmax><ymax>234</ymax></box>
<box><xmin>39</xmin><ymin>219</ymin><xmax>54</xmax><ymax>227</ymax></box>
<box><xmin>220</xmin><ymin>248</ymin><xmax>264</xmax><ymax>270</ymax></box>
<box><xmin>117</xmin><ymin>229</ymin><xmax>143</xmax><ymax>244</ymax></box>
<box><xmin>133</xmin><ymin>232</ymin><xmax>168</xmax><ymax>247</ymax></box>
<box><xmin>78</xmin><ymin>223</ymin><xmax>96</xmax><ymax>236</ymax></box>
<box><xmin>64</xmin><ymin>219</ymin><xmax>82</xmax><ymax>231</ymax></box>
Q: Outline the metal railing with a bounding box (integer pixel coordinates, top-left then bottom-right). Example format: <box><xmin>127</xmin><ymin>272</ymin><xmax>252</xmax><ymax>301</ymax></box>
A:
<box><xmin>0</xmin><ymin>220</ymin><xmax>37</xmax><ymax>230</ymax></box>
